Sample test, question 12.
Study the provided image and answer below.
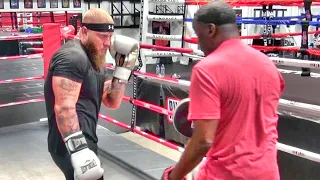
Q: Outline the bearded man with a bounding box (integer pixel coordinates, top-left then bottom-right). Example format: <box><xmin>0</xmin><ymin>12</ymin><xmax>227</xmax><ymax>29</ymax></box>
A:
<box><xmin>44</xmin><ymin>8</ymin><xmax>139</xmax><ymax>180</ymax></box>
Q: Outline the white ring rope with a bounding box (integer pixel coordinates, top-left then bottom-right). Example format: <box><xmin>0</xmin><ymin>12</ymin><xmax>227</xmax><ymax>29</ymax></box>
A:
<box><xmin>147</xmin><ymin>15</ymin><xmax>184</xmax><ymax>21</ymax></box>
<box><xmin>270</xmin><ymin>57</ymin><xmax>320</xmax><ymax>69</ymax></box>
<box><xmin>141</xmin><ymin>0</ymin><xmax>320</xmax><ymax>163</ymax></box>
<box><xmin>278</xmin><ymin>68</ymin><xmax>320</xmax><ymax>78</ymax></box>
<box><xmin>144</xmin><ymin>51</ymin><xmax>203</xmax><ymax>59</ymax></box>
<box><xmin>146</xmin><ymin>33</ymin><xmax>182</xmax><ymax>41</ymax></box>
<box><xmin>277</xmin><ymin>143</ymin><xmax>320</xmax><ymax>163</ymax></box>
<box><xmin>149</xmin><ymin>0</ymin><xmax>185</xmax><ymax>4</ymax></box>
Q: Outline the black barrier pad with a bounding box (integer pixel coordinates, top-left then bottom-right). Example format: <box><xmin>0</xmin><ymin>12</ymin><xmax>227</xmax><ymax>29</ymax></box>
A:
<box><xmin>0</xmin><ymin>40</ymin><xmax>19</xmax><ymax>56</ymax></box>
<box><xmin>277</xmin><ymin>114</ymin><xmax>320</xmax><ymax>179</ymax></box>
<box><xmin>278</xmin><ymin>150</ymin><xmax>320</xmax><ymax>180</ymax></box>
<box><xmin>135</xmin><ymin>77</ymin><xmax>162</xmax><ymax>135</ymax></box>
<box><xmin>280</xmin><ymin>72</ymin><xmax>320</xmax><ymax>106</ymax></box>
<box><xmin>161</xmin><ymin>84</ymin><xmax>189</xmax><ymax>144</ymax></box>
<box><xmin>278</xmin><ymin>114</ymin><xmax>320</xmax><ymax>155</ymax></box>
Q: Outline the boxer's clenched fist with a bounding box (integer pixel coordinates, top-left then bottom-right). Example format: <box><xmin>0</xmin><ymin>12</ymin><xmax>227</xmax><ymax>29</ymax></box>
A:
<box><xmin>64</xmin><ymin>131</ymin><xmax>104</xmax><ymax>180</ymax></box>
<box><xmin>109</xmin><ymin>35</ymin><xmax>139</xmax><ymax>83</ymax></box>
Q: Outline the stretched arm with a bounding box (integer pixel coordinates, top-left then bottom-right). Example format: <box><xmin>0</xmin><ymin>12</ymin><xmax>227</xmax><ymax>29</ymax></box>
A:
<box><xmin>53</xmin><ymin>76</ymin><xmax>82</xmax><ymax>138</ymax></box>
<box><xmin>170</xmin><ymin>66</ymin><xmax>220</xmax><ymax>179</ymax></box>
<box><xmin>102</xmin><ymin>78</ymin><xmax>126</xmax><ymax>109</ymax></box>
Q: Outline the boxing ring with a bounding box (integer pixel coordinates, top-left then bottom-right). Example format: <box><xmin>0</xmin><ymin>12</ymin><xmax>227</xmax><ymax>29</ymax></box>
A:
<box><xmin>0</xmin><ymin>1</ymin><xmax>320</xmax><ymax>180</ymax></box>
<box><xmin>0</xmin><ymin>24</ymin><xmax>182</xmax><ymax>180</ymax></box>
<box><xmin>136</xmin><ymin>0</ymin><xmax>320</xmax><ymax>179</ymax></box>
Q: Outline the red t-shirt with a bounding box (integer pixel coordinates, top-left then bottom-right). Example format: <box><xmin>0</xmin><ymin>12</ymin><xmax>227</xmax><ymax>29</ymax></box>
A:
<box><xmin>188</xmin><ymin>39</ymin><xmax>285</xmax><ymax>180</ymax></box>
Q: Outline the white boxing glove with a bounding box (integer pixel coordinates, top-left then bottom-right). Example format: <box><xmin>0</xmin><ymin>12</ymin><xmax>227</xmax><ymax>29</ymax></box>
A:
<box><xmin>109</xmin><ymin>35</ymin><xmax>140</xmax><ymax>83</ymax></box>
<box><xmin>64</xmin><ymin>131</ymin><xmax>104</xmax><ymax>180</ymax></box>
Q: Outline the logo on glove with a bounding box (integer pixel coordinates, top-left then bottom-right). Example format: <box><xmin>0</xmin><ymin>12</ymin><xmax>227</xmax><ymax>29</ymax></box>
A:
<box><xmin>81</xmin><ymin>159</ymin><xmax>98</xmax><ymax>174</ymax></box>
<box><xmin>166</xmin><ymin>97</ymin><xmax>180</xmax><ymax>121</ymax></box>
<box><xmin>71</xmin><ymin>137</ymin><xmax>86</xmax><ymax>150</ymax></box>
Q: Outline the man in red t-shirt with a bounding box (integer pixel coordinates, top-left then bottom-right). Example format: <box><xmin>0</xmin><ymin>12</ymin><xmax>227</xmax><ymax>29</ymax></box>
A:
<box><xmin>162</xmin><ymin>1</ymin><xmax>285</xmax><ymax>180</ymax></box>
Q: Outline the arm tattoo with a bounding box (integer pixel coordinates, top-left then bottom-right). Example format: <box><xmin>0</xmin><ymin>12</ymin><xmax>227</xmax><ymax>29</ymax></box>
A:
<box><xmin>54</xmin><ymin>78</ymin><xmax>80</xmax><ymax>138</ymax></box>
<box><xmin>58</xmin><ymin>92</ymin><xmax>77</xmax><ymax>101</ymax></box>
<box><xmin>59</xmin><ymin>79</ymin><xmax>78</xmax><ymax>92</ymax></box>
<box><xmin>55</xmin><ymin>106</ymin><xmax>79</xmax><ymax>138</ymax></box>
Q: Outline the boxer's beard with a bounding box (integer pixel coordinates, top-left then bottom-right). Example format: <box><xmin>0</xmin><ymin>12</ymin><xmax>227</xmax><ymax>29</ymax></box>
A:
<box><xmin>82</xmin><ymin>40</ymin><xmax>106</xmax><ymax>70</ymax></box>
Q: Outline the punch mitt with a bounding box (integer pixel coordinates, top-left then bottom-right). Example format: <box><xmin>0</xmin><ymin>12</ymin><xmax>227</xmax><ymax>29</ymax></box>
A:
<box><xmin>172</xmin><ymin>98</ymin><xmax>194</xmax><ymax>138</ymax></box>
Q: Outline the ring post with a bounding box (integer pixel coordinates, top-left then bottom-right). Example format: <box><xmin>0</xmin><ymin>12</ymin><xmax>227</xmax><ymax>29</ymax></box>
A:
<box><xmin>43</xmin><ymin>23</ymin><xmax>62</xmax><ymax>79</ymax></box>
<box><xmin>301</xmin><ymin>0</ymin><xmax>312</xmax><ymax>76</ymax></box>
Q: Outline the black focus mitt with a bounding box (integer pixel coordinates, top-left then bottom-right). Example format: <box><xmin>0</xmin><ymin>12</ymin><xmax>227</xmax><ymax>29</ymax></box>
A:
<box><xmin>172</xmin><ymin>98</ymin><xmax>193</xmax><ymax>138</ymax></box>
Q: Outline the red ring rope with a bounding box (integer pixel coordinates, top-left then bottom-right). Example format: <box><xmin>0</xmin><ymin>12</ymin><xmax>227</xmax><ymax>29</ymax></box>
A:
<box><xmin>0</xmin><ymin>34</ymin><xmax>43</xmax><ymax>41</ymax></box>
<box><xmin>0</xmin><ymin>98</ymin><xmax>44</xmax><ymax>108</ymax></box>
<box><xmin>185</xmin><ymin>0</ymin><xmax>320</xmax><ymax>6</ymax></box>
<box><xmin>184</xmin><ymin>30</ymin><xmax>320</xmax><ymax>44</ymax></box>
<box><xmin>0</xmin><ymin>76</ymin><xmax>44</xmax><ymax>84</ymax></box>
<box><xmin>183</xmin><ymin>37</ymin><xmax>320</xmax><ymax>56</ymax></box>
<box><xmin>60</xmin><ymin>33</ymin><xmax>320</xmax><ymax>57</ymax></box>
<box><xmin>1</xmin><ymin>24</ymin><xmax>319</xmax><ymax>162</ymax></box>
<box><xmin>1</xmin><ymin>72</ymin><xmax>320</xmax><ymax>162</ymax></box>
<box><xmin>140</xmin><ymin>44</ymin><xmax>194</xmax><ymax>54</ymax></box>
<box><xmin>1</xmin><ymin>66</ymin><xmax>320</xmax><ymax>161</ymax></box>
<box><xmin>122</xmin><ymin>95</ymin><xmax>174</xmax><ymax>121</ymax></box>
<box><xmin>0</xmin><ymin>53</ymin><xmax>42</xmax><ymax>61</ymax></box>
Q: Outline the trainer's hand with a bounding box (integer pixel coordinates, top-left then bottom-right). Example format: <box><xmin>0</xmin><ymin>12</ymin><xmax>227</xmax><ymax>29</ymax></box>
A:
<box><xmin>161</xmin><ymin>166</ymin><xmax>187</xmax><ymax>180</ymax></box>
<box><xmin>64</xmin><ymin>132</ymin><xmax>104</xmax><ymax>180</ymax></box>
<box><xmin>109</xmin><ymin>34</ymin><xmax>139</xmax><ymax>83</ymax></box>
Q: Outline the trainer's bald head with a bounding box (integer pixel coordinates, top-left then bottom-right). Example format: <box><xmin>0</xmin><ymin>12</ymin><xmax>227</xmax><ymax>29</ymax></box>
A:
<box><xmin>192</xmin><ymin>0</ymin><xmax>239</xmax><ymax>55</ymax></box>
<box><xmin>82</xmin><ymin>8</ymin><xmax>114</xmax><ymax>24</ymax></box>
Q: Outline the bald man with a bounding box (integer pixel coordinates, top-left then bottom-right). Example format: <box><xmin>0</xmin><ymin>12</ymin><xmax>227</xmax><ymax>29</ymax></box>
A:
<box><xmin>44</xmin><ymin>8</ymin><xmax>139</xmax><ymax>180</ymax></box>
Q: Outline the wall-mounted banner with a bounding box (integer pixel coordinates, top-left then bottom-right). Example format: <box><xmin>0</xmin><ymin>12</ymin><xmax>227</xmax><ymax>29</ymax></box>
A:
<box><xmin>50</xmin><ymin>0</ymin><xmax>58</xmax><ymax>8</ymax></box>
<box><xmin>152</xmin><ymin>21</ymin><xmax>170</xmax><ymax>47</ymax></box>
<box><xmin>37</xmin><ymin>0</ymin><xmax>46</xmax><ymax>8</ymax></box>
<box><xmin>73</xmin><ymin>0</ymin><xmax>81</xmax><ymax>8</ymax></box>
<box><xmin>62</xmin><ymin>0</ymin><xmax>69</xmax><ymax>8</ymax></box>
<box><xmin>10</xmin><ymin>0</ymin><xmax>19</xmax><ymax>9</ymax></box>
<box><xmin>0</xmin><ymin>0</ymin><xmax>3</xmax><ymax>9</ymax></box>
<box><xmin>24</xmin><ymin>0</ymin><xmax>33</xmax><ymax>8</ymax></box>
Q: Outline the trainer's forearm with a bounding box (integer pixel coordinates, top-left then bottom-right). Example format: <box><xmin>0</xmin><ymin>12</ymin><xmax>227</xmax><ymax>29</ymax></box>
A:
<box><xmin>104</xmin><ymin>79</ymin><xmax>126</xmax><ymax>108</ymax></box>
<box><xmin>54</xmin><ymin>105</ymin><xmax>80</xmax><ymax>138</ymax></box>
